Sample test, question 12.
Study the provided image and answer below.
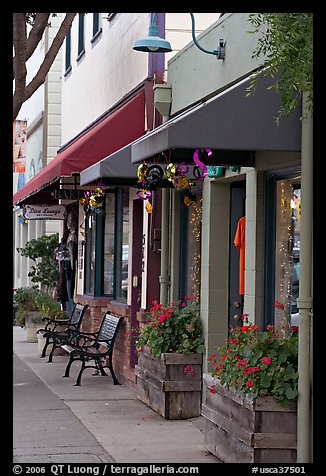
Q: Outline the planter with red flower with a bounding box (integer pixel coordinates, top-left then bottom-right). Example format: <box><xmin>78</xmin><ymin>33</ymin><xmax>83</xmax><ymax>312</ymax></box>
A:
<box><xmin>135</xmin><ymin>295</ymin><xmax>205</xmax><ymax>419</ymax></box>
<box><xmin>203</xmin><ymin>318</ymin><xmax>299</xmax><ymax>463</ymax></box>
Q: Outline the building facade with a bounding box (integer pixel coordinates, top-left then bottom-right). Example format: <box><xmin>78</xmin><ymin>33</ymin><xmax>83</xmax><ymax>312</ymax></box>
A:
<box><xmin>13</xmin><ymin>14</ymin><xmax>63</xmax><ymax>289</ymax></box>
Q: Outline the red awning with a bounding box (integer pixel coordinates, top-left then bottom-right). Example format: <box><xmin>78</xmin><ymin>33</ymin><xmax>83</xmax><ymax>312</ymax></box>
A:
<box><xmin>13</xmin><ymin>91</ymin><xmax>145</xmax><ymax>205</ymax></box>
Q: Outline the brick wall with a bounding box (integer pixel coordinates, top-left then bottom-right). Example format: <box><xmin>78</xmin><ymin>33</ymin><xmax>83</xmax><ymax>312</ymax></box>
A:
<box><xmin>74</xmin><ymin>294</ymin><xmax>137</xmax><ymax>390</ymax></box>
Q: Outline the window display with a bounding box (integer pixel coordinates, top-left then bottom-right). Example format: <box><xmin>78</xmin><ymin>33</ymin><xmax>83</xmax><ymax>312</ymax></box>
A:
<box><xmin>274</xmin><ymin>177</ymin><xmax>301</xmax><ymax>333</ymax></box>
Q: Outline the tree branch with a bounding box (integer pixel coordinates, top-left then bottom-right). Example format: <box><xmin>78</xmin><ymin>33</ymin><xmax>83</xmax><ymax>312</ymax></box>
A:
<box><xmin>13</xmin><ymin>13</ymin><xmax>76</xmax><ymax>120</ymax></box>
<box><xmin>25</xmin><ymin>13</ymin><xmax>51</xmax><ymax>63</ymax></box>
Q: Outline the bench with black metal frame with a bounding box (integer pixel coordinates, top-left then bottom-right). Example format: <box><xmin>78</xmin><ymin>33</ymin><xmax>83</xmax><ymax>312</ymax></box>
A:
<box><xmin>61</xmin><ymin>312</ymin><xmax>123</xmax><ymax>386</ymax></box>
<box><xmin>37</xmin><ymin>302</ymin><xmax>88</xmax><ymax>363</ymax></box>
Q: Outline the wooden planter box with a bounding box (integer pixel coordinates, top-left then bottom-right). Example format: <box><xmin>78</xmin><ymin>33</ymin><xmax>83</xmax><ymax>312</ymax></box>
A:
<box><xmin>202</xmin><ymin>374</ymin><xmax>297</xmax><ymax>463</ymax></box>
<box><xmin>135</xmin><ymin>348</ymin><xmax>203</xmax><ymax>419</ymax></box>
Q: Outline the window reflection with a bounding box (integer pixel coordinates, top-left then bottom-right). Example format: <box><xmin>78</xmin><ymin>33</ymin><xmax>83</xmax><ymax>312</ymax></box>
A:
<box><xmin>85</xmin><ymin>214</ymin><xmax>96</xmax><ymax>294</ymax></box>
<box><xmin>274</xmin><ymin>177</ymin><xmax>301</xmax><ymax>332</ymax></box>
<box><xmin>103</xmin><ymin>188</ymin><xmax>129</xmax><ymax>301</ymax></box>
<box><xmin>104</xmin><ymin>193</ymin><xmax>115</xmax><ymax>295</ymax></box>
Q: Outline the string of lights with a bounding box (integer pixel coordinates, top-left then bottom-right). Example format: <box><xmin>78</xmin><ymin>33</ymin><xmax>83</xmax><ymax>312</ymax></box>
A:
<box><xmin>189</xmin><ymin>196</ymin><xmax>203</xmax><ymax>297</ymax></box>
<box><xmin>276</xmin><ymin>180</ymin><xmax>294</xmax><ymax>338</ymax></box>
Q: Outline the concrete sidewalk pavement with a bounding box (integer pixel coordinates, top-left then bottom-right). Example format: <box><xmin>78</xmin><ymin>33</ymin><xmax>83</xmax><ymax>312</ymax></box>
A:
<box><xmin>13</xmin><ymin>326</ymin><xmax>220</xmax><ymax>464</ymax></box>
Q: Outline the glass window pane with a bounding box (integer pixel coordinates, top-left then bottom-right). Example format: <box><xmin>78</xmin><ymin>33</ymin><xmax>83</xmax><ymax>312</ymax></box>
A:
<box><xmin>93</xmin><ymin>13</ymin><xmax>100</xmax><ymax>36</ymax></box>
<box><xmin>65</xmin><ymin>28</ymin><xmax>71</xmax><ymax>70</ymax></box>
<box><xmin>274</xmin><ymin>177</ymin><xmax>301</xmax><ymax>333</ymax></box>
<box><xmin>78</xmin><ymin>13</ymin><xmax>85</xmax><ymax>55</ymax></box>
<box><xmin>103</xmin><ymin>193</ymin><xmax>115</xmax><ymax>295</ymax></box>
<box><xmin>116</xmin><ymin>189</ymin><xmax>129</xmax><ymax>301</ymax></box>
<box><xmin>85</xmin><ymin>213</ymin><xmax>96</xmax><ymax>294</ymax></box>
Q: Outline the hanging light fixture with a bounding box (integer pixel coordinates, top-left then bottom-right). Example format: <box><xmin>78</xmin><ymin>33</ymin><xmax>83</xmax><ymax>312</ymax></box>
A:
<box><xmin>133</xmin><ymin>13</ymin><xmax>172</xmax><ymax>53</ymax></box>
<box><xmin>133</xmin><ymin>13</ymin><xmax>225</xmax><ymax>59</ymax></box>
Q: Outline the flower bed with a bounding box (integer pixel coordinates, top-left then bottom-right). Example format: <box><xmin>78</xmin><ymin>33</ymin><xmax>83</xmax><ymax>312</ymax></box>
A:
<box><xmin>208</xmin><ymin>322</ymin><xmax>298</xmax><ymax>405</ymax></box>
<box><xmin>135</xmin><ymin>294</ymin><xmax>205</xmax><ymax>419</ymax></box>
<box><xmin>203</xmin><ymin>319</ymin><xmax>299</xmax><ymax>462</ymax></box>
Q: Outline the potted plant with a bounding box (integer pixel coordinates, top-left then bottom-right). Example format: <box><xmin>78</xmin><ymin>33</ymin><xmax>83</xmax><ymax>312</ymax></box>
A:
<box><xmin>34</xmin><ymin>292</ymin><xmax>69</xmax><ymax>355</ymax></box>
<box><xmin>14</xmin><ymin>287</ymin><xmax>68</xmax><ymax>347</ymax></box>
<box><xmin>14</xmin><ymin>287</ymin><xmax>43</xmax><ymax>342</ymax></box>
<box><xmin>203</xmin><ymin>314</ymin><xmax>299</xmax><ymax>463</ymax></box>
<box><xmin>135</xmin><ymin>294</ymin><xmax>205</xmax><ymax>419</ymax></box>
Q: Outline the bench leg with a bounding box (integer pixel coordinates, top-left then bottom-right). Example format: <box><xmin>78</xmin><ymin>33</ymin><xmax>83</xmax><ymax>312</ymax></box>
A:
<box><xmin>40</xmin><ymin>336</ymin><xmax>51</xmax><ymax>358</ymax></box>
<box><xmin>108</xmin><ymin>353</ymin><xmax>121</xmax><ymax>385</ymax></box>
<box><xmin>75</xmin><ymin>357</ymin><xmax>86</xmax><ymax>386</ymax></box>
<box><xmin>47</xmin><ymin>341</ymin><xmax>57</xmax><ymax>363</ymax></box>
<box><xmin>63</xmin><ymin>354</ymin><xmax>76</xmax><ymax>378</ymax></box>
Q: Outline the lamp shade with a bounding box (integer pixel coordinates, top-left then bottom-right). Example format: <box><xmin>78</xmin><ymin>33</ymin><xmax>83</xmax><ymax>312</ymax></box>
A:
<box><xmin>133</xmin><ymin>21</ymin><xmax>172</xmax><ymax>53</ymax></box>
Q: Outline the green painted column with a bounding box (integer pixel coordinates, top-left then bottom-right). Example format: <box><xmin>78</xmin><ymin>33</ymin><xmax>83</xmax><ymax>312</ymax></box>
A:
<box><xmin>297</xmin><ymin>92</ymin><xmax>313</xmax><ymax>463</ymax></box>
<box><xmin>169</xmin><ymin>190</ymin><xmax>180</xmax><ymax>303</ymax></box>
<box><xmin>159</xmin><ymin>188</ymin><xmax>170</xmax><ymax>304</ymax></box>
<box><xmin>200</xmin><ymin>179</ymin><xmax>230</xmax><ymax>373</ymax></box>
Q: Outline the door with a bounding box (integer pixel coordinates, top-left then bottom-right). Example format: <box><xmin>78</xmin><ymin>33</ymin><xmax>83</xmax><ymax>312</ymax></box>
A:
<box><xmin>228</xmin><ymin>181</ymin><xmax>246</xmax><ymax>327</ymax></box>
<box><xmin>130</xmin><ymin>199</ymin><xmax>143</xmax><ymax>367</ymax></box>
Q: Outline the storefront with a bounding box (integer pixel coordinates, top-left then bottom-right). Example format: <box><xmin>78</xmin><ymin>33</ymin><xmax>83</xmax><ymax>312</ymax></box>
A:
<box><xmin>128</xmin><ymin>73</ymin><xmax>302</xmax><ymax>371</ymax></box>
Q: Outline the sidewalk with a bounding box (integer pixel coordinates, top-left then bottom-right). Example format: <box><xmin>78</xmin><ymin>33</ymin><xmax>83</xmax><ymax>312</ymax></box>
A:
<box><xmin>13</xmin><ymin>326</ymin><xmax>220</xmax><ymax>464</ymax></box>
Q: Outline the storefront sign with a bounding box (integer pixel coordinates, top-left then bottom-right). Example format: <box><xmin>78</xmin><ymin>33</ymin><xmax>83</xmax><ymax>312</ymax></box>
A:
<box><xmin>23</xmin><ymin>204</ymin><xmax>66</xmax><ymax>220</ymax></box>
<box><xmin>53</xmin><ymin>189</ymin><xmax>85</xmax><ymax>200</ymax></box>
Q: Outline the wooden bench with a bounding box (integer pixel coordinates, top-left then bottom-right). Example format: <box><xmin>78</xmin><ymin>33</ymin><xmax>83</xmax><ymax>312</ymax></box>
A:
<box><xmin>37</xmin><ymin>303</ymin><xmax>88</xmax><ymax>363</ymax></box>
<box><xmin>61</xmin><ymin>312</ymin><xmax>123</xmax><ymax>386</ymax></box>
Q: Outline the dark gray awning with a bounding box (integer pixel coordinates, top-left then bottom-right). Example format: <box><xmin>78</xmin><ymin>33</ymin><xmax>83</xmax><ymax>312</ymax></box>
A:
<box><xmin>131</xmin><ymin>73</ymin><xmax>301</xmax><ymax>165</ymax></box>
<box><xmin>80</xmin><ymin>144</ymin><xmax>139</xmax><ymax>186</ymax></box>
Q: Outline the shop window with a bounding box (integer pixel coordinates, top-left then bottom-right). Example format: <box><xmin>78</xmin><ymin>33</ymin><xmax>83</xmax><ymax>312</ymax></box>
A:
<box><xmin>179</xmin><ymin>186</ymin><xmax>203</xmax><ymax>300</ymax></box>
<box><xmin>83</xmin><ymin>188</ymin><xmax>129</xmax><ymax>300</ymax></box>
<box><xmin>103</xmin><ymin>188</ymin><xmax>129</xmax><ymax>302</ymax></box>
<box><xmin>274</xmin><ymin>178</ymin><xmax>301</xmax><ymax>330</ymax></box>
<box><xmin>264</xmin><ymin>170</ymin><xmax>301</xmax><ymax>332</ymax></box>
<box><xmin>103</xmin><ymin>193</ymin><xmax>115</xmax><ymax>296</ymax></box>
<box><xmin>84</xmin><ymin>213</ymin><xmax>96</xmax><ymax>294</ymax></box>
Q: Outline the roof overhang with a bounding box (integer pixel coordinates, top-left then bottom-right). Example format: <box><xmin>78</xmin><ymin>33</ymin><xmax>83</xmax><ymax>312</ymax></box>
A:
<box><xmin>131</xmin><ymin>73</ymin><xmax>302</xmax><ymax>165</ymax></box>
<box><xmin>80</xmin><ymin>144</ymin><xmax>139</xmax><ymax>186</ymax></box>
<box><xmin>13</xmin><ymin>91</ymin><xmax>145</xmax><ymax>206</ymax></box>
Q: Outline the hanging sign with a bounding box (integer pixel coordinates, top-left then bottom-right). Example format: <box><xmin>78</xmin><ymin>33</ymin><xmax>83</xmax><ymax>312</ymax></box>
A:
<box><xmin>23</xmin><ymin>204</ymin><xmax>66</xmax><ymax>220</ymax></box>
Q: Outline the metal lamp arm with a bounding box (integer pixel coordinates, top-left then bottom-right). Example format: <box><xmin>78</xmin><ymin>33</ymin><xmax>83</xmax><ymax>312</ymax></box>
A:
<box><xmin>189</xmin><ymin>13</ymin><xmax>225</xmax><ymax>59</ymax></box>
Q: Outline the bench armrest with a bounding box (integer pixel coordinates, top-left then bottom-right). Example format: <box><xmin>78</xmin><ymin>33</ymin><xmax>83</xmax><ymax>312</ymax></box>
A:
<box><xmin>42</xmin><ymin>317</ymin><xmax>70</xmax><ymax>324</ymax></box>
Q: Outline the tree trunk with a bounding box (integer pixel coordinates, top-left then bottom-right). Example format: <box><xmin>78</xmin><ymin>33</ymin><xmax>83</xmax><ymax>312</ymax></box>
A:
<box><xmin>13</xmin><ymin>13</ymin><xmax>76</xmax><ymax>120</ymax></box>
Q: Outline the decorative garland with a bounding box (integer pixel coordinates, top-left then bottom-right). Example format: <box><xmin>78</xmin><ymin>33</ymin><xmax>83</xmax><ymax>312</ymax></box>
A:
<box><xmin>135</xmin><ymin>148</ymin><xmax>214</xmax><ymax>210</ymax></box>
<box><xmin>79</xmin><ymin>186</ymin><xmax>107</xmax><ymax>215</ymax></box>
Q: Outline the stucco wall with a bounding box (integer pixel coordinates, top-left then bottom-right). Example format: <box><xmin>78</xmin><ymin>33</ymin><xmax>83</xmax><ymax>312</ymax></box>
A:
<box><xmin>61</xmin><ymin>13</ymin><xmax>149</xmax><ymax>143</ymax></box>
<box><xmin>61</xmin><ymin>13</ymin><xmax>221</xmax><ymax>143</ymax></box>
<box><xmin>168</xmin><ymin>13</ymin><xmax>265</xmax><ymax>115</ymax></box>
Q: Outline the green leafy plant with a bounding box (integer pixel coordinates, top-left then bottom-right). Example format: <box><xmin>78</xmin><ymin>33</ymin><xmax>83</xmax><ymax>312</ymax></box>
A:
<box><xmin>35</xmin><ymin>291</ymin><xmax>68</xmax><ymax>320</ymax></box>
<box><xmin>14</xmin><ymin>287</ymin><xmax>41</xmax><ymax>327</ymax></box>
<box><xmin>136</xmin><ymin>294</ymin><xmax>205</xmax><ymax>358</ymax></box>
<box><xmin>16</xmin><ymin>233</ymin><xmax>59</xmax><ymax>291</ymax></box>
<box><xmin>14</xmin><ymin>286</ymin><xmax>67</xmax><ymax>327</ymax></box>
<box><xmin>208</xmin><ymin>316</ymin><xmax>299</xmax><ymax>405</ymax></box>
<box><xmin>247</xmin><ymin>13</ymin><xmax>313</xmax><ymax>123</ymax></box>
